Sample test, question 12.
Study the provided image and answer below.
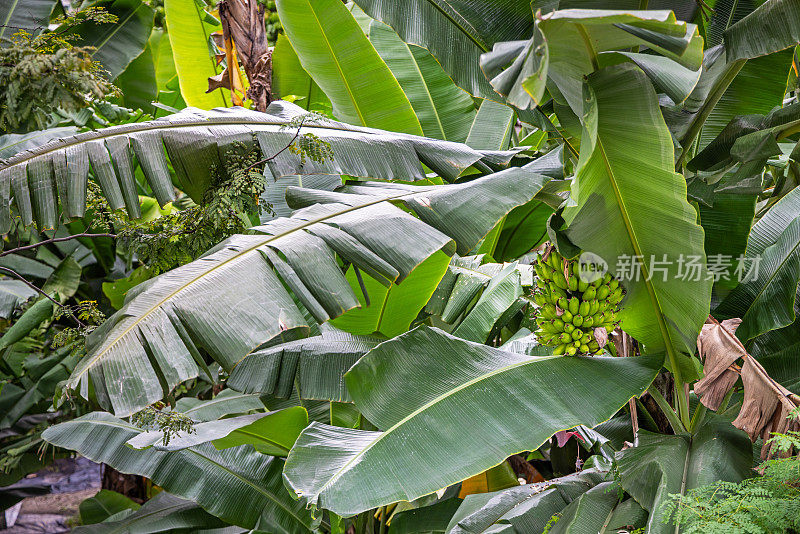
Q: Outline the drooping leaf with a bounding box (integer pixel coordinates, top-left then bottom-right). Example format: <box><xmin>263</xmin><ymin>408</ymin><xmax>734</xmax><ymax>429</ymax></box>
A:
<box><xmin>283</xmin><ymin>326</ymin><xmax>661</xmax><ymax>516</ymax></box>
<box><xmin>42</xmin><ymin>412</ymin><xmax>317</xmax><ymax>532</ymax></box>
<box><xmin>164</xmin><ymin>0</ymin><xmax>227</xmax><ymax>109</ymax></box>
<box><xmin>563</xmin><ymin>65</ymin><xmax>711</xmax><ymax>374</ymax></box>
<box><xmin>0</xmin><ymin>280</ymin><xmax>37</xmax><ymax>319</ymax></box>
<box><xmin>64</xmin><ymin>162</ymin><xmax>550</xmax><ymax>416</ymax></box>
<box><xmin>0</xmin><ymin>101</ymin><xmax>506</xmax><ymax>230</ymax></box>
<box><xmin>481</xmin><ymin>10</ymin><xmax>703</xmax><ymax>113</ymax></box>
<box><xmin>724</xmin><ymin>0</ymin><xmax>800</xmax><ymax>61</ymax></box>
<box><xmin>0</xmin><ymin>127</ymin><xmax>79</xmax><ymax>159</ymax></box>
<box><xmin>617</xmin><ymin>413</ymin><xmax>753</xmax><ymax>534</ymax></box>
<box><xmin>69</xmin><ymin>0</ymin><xmax>155</xmax><ymax>80</ymax></box>
<box><xmin>276</xmin><ymin>0</ymin><xmax>422</xmax><ymax>135</ymax></box>
<box><xmin>353</xmin><ymin>0</ymin><xmax>535</xmax><ymax>99</ymax></box>
<box><xmin>368</xmin><ymin>20</ymin><xmax>477</xmax><ymax>142</ymax></box>
<box><xmin>391</xmin><ymin>498</ymin><xmax>462</xmax><ymax>534</ymax></box>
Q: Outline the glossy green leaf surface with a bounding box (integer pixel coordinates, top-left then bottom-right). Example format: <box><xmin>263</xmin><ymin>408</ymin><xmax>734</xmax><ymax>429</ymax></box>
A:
<box><xmin>283</xmin><ymin>326</ymin><xmax>661</xmax><ymax>516</ymax></box>
<box><xmin>369</xmin><ymin>20</ymin><xmax>477</xmax><ymax>142</ymax></box>
<box><xmin>272</xmin><ymin>34</ymin><xmax>331</xmax><ymax>113</ymax></box>
<box><xmin>0</xmin><ymin>0</ymin><xmax>56</xmax><ymax>44</ymax></box>
<box><xmin>617</xmin><ymin>414</ymin><xmax>752</xmax><ymax>534</ymax></box>
<box><xmin>724</xmin><ymin>0</ymin><xmax>800</xmax><ymax>61</ymax></box>
<box><xmin>42</xmin><ymin>412</ymin><xmax>317</xmax><ymax>532</ymax></box>
<box><xmin>564</xmin><ymin>65</ymin><xmax>711</xmax><ymax>366</ymax></box>
<box><xmin>353</xmin><ymin>0</ymin><xmax>535</xmax><ymax>98</ymax></box>
<box><xmin>70</xmin><ymin>0</ymin><xmax>154</xmax><ymax>80</ymax></box>
<box><xmin>276</xmin><ymin>0</ymin><xmax>422</xmax><ymax>135</ymax></box>
<box><xmin>164</xmin><ymin>0</ymin><xmax>227</xmax><ymax>109</ymax></box>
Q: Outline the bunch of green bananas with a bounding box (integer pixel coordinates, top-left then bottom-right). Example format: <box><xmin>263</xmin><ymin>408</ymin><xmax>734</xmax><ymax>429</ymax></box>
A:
<box><xmin>531</xmin><ymin>249</ymin><xmax>624</xmax><ymax>355</ymax></box>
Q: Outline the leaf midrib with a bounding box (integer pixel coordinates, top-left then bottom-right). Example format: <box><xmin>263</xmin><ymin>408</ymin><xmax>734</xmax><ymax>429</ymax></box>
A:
<box><xmin>595</xmin><ymin>138</ymin><xmax>682</xmax><ymax>376</ymax></box>
<box><xmin>310</xmin><ymin>350</ymin><xmax>559</xmax><ymax>499</ymax></box>
<box><xmin>0</xmin><ymin>116</ymin><xmax>402</xmax><ymax>170</ymax></box>
<box><xmin>72</xmin><ymin>189</ymin><xmax>448</xmax><ymax>386</ymax></box>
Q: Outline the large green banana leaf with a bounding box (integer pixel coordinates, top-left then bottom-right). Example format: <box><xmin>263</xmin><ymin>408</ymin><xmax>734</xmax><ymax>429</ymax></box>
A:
<box><xmin>42</xmin><ymin>412</ymin><xmax>315</xmax><ymax>532</ymax></box>
<box><xmin>0</xmin><ymin>101</ymin><xmax>506</xmax><ymax>231</ymax></box>
<box><xmin>563</xmin><ymin>65</ymin><xmax>711</xmax><ymax>377</ymax></box>
<box><xmin>724</xmin><ymin>0</ymin><xmax>800</xmax><ymax>61</ymax></box>
<box><xmin>717</xmin><ymin>217</ymin><xmax>800</xmax><ymax>343</ymax></box>
<box><xmin>272</xmin><ymin>34</ymin><xmax>331</xmax><ymax>114</ymax></box>
<box><xmin>164</xmin><ymin>0</ymin><xmax>227</xmax><ymax>109</ymax></box>
<box><xmin>73</xmin><ymin>491</ymin><xmax>231</xmax><ymax>534</ymax></box>
<box><xmin>227</xmin><ymin>326</ymin><xmax>382</xmax><ymax>402</ymax></box>
<box><xmin>0</xmin><ymin>280</ymin><xmax>37</xmax><ymax>318</ymax></box>
<box><xmin>65</xmin><ymin>164</ymin><xmax>551</xmax><ymax>416</ymax></box>
<box><xmin>283</xmin><ymin>326</ymin><xmax>662</xmax><ymax>516</ymax></box>
<box><xmin>368</xmin><ymin>20</ymin><xmax>477</xmax><ymax>142</ymax></box>
<box><xmin>617</xmin><ymin>413</ymin><xmax>752</xmax><ymax>534</ymax></box>
<box><xmin>549</xmin><ymin>484</ymin><xmax>647</xmax><ymax>534</ymax></box>
<box><xmin>352</xmin><ymin>0</ymin><xmax>535</xmax><ymax>99</ymax></box>
<box><xmin>70</xmin><ymin>0</ymin><xmax>154</xmax><ymax>80</ymax></box>
<box><xmin>275</xmin><ymin>0</ymin><xmax>422</xmax><ymax>135</ymax></box>
<box><xmin>0</xmin><ymin>0</ymin><xmax>56</xmax><ymax>44</ymax></box>
<box><xmin>481</xmin><ymin>9</ymin><xmax>703</xmax><ymax>113</ymax></box>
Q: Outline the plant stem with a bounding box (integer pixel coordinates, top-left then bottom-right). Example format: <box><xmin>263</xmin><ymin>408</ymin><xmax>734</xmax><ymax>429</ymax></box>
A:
<box><xmin>688</xmin><ymin>401</ymin><xmax>707</xmax><ymax>433</ymax></box>
<box><xmin>0</xmin><ymin>232</ymin><xmax>116</xmax><ymax>258</ymax></box>
<box><xmin>576</xmin><ymin>24</ymin><xmax>599</xmax><ymax>71</ymax></box>
<box><xmin>647</xmin><ymin>384</ymin><xmax>686</xmax><ymax>433</ymax></box>
<box><xmin>379</xmin><ymin>506</ymin><xmax>388</xmax><ymax>534</ymax></box>
<box><xmin>718</xmin><ymin>387</ymin><xmax>736</xmax><ymax>413</ymax></box>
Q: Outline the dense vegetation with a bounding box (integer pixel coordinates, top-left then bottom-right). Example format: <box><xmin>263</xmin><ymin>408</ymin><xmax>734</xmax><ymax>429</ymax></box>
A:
<box><xmin>1</xmin><ymin>0</ymin><xmax>800</xmax><ymax>533</ymax></box>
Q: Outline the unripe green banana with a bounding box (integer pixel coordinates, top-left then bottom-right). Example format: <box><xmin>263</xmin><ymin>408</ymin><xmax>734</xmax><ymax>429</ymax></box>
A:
<box><xmin>588</xmin><ymin>300</ymin><xmax>600</xmax><ymax>315</ymax></box>
<box><xmin>573</xmin><ymin>315</ymin><xmax>584</xmax><ymax>327</ymax></box>
<box><xmin>567</xmin><ymin>275</ymin><xmax>578</xmax><ymax>292</ymax></box>
<box><xmin>566</xmin><ymin>346</ymin><xmax>577</xmax><ymax>356</ymax></box>
<box><xmin>559</xmin><ymin>333</ymin><xmax>572</xmax><ymax>344</ymax></box>
<box><xmin>596</xmin><ymin>285</ymin><xmax>610</xmax><ymax>300</ymax></box>
<box><xmin>533</xmin><ymin>293</ymin><xmax>547</xmax><ymax>306</ymax></box>
<box><xmin>583</xmin><ymin>287</ymin><xmax>597</xmax><ymax>301</ymax></box>
<box><xmin>553</xmin><ymin>344</ymin><xmax>566</xmax><ymax>355</ymax></box>
<box><xmin>583</xmin><ymin>315</ymin><xmax>594</xmax><ymax>328</ymax></box>
<box><xmin>553</xmin><ymin>318</ymin><xmax>565</xmax><ymax>331</ymax></box>
<box><xmin>557</xmin><ymin>296</ymin><xmax>569</xmax><ymax>311</ymax></box>
<box><xmin>562</xmin><ymin>310</ymin><xmax>573</xmax><ymax>323</ymax></box>
<box><xmin>580</xmin><ymin>344</ymin><xmax>589</xmax><ymax>353</ymax></box>
<box><xmin>568</xmin><ymin>298</ymin><xmax>579</xmax><ymax>315</ymax></box>
<box><xmin>571</xmin><ymin>329</ymin><xmax>582</xmax><ymax>340</ymax></box>
<box><xmin>578</xmin><ymin>278</ymin><xmax>589</xmax><ymax>292</ymax></box>
<box><xmin>591</xmin><ymin>276</ymin><xmax>604</xmax><ymax>288</ymax></box>
<box><xmin>553</xmin><ymin>272</ymin><xmax>568</xmax><ymax>290</ymax></box>
<box><xmin>609</xmin><ymin>278</ymin><xmax>619</xmax><ymax>290</ymax></box>
<box><xmin>564</xmin><ymin>323</ymin><xmax>575</xmax><ymax>333</ymax></box>
<box><xmin>579</xmin><ymin>300</ymin><xmax>590</xmax><ymax>317</ymax></box>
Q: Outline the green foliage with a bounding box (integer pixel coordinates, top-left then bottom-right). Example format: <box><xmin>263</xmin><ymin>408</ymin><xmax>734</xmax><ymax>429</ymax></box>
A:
<box><xmin>114</xmin><ymin>142</ymin><xmax>268</xmax><ymax>273</ymax></box>
<box><xmin>664</xmin><ymin>413</ymin><xmax>800</xmax><ymax>534</ymax></box>
<box><xmin>0</xmin><ymin>8</ymin><xmax>119</xmax><ymax>133</ymax></box>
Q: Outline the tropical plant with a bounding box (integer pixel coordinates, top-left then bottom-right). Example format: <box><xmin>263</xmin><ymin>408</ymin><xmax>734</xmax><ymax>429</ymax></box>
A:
<box><xmin>2</xmin><ymin>0</ymin><xmax>800</xmax><ymax>533</ymax></box>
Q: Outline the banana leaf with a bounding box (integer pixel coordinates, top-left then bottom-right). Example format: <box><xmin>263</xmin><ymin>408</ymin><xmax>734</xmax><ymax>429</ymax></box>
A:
<box><xmin>563</xmin><ymin>64</ymin><xmax>711</xmax><ymax>377</ymax></box>
<box><xmin>352</xmin><ymin>0</ymin><xmax>535</xmax><ymax>99</ymax></box>
<box><xmin>227</xmin><ymin>326</ymin><xmax>382</xmax><ymax>402</ymax></box>
<box><xmin>276</xmin><ymin>0</ymin><xmax>422</xmax><ymax>135</ymax></box>
<box><xmin>0</xmin><ymin>101</ymin><xmax>512</xmax><ymax>231</ymax></box>
<box><xmin>0</xmin><ymin>0</ymin><xmax>56</xmax><ymax>44</ymax></box>
<box><xmin>64</xmin><ymin>163</ymin><xmax>551</xmax><ymax>416</ymax></box>
<box><xmin>42</xmin><ymin>412</ymin><xmax>316</xmax><ymax>532</ymax></box>
<box><xmin>283</xmin><ymin>326</ymin><xmax>662</xmax><ymax>516</ymax></box>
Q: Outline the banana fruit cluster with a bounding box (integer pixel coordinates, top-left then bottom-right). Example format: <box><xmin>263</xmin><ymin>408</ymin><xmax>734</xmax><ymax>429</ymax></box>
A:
<box><xmin>531</xmin><ymin>249</ymin><xmax>623</xmax><ymax>355</ymax></box>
